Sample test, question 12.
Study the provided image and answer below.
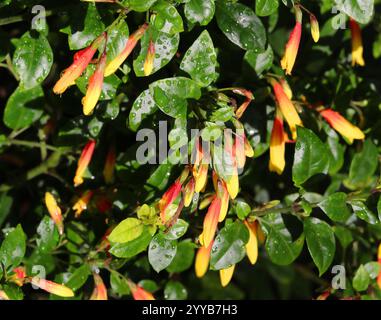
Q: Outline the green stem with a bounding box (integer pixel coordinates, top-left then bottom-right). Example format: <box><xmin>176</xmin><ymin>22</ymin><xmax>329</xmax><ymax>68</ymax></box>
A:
<box><xmin>4</xmin><ymin>139</ymin><xmax>63</xmax><ymax>152</ymax></box>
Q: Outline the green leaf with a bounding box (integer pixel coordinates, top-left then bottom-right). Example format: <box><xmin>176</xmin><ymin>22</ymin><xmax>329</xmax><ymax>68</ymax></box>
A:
<box><xmin>151</xmin><ymin>1</ymin><xmax>183</xmax><ymax>35</ymax></box>
<box><xmin>350</xmin><ymin>200</ymin><xmax>379</xmax><ymax>225</ymax></box>
<box><xmin>148</xmin><ymin>233</ymin><xmax>177</xmax><ymax>273</ymax></box>
<box><xmin>110</xmin><ymin>271</ymin><xmax>130</xmax><ymax>296</ymax></box>
<box><xmin>0</xmin><ymin>225</ymin><xmax>26</xmax><ymax>270</ymax></box>
<box><xmin>262</xmin><ymin>213</ymin><xmax>305</xmax><ymax>265</ymax></box>
<box><xmin>378</xmin><ymin>196</ymin><xmax>381</xmax><ymax>221</ymax></box>
<box><xmin>216</xmin><ymin>1</ymin><xmax>266</xmax><ymax>51</ymax></box>
<box><xmin>13</xmin><ymin>31</ymin><xmax>53</xmax><ymax>89</ymax></box>
<box><xmin>129</xmin><ymin>89</ymin><xmax>158</xmax><ymax>131</ymax></box>
<box><xmin>292</xmin><ymin>127</ymin><xmax>330</xmax><ymax>186</ymax></box>
<box><xmin>163</xmin><ymin>219</ymin><xmax>189</xmax><ymax>240</ymax></box>
<box><xmin>234</xmin><ymin>199</ymin><xmax>251</xmax><ymax>219</ymax></box>
<box><xmin>256</xmin><ymin>0</ymin><xmax>279</xmax><ymax>16</ymax></box>
<box><xmin>184</xmin><ymin>0</ymin><xmax>215</xmax><ymax>26</ymax></box>
<box><xmin>335</xmin><ymin>0</ymin><xmax>374</xmax><ymax>24</ymax></box>
<box><xmin>149</xmin><ymin>77</ymin><xmax>201</xmax><ymax>118</ymax></box>
<box><xmin>36</xmin><ymin>216</ymin><xmax>60</xmax><ymax>253</ymax></box>
<box><xmin>210</xmin><ymin>221</ymin><xmax>249</xmax><ymax>270</ymax></box>
<box><xmin>133</xmin><ymin>26</ymin><xmax>179</xmax><ymax>77</ymax></box>
<box><xmin>180</xmin><ymin>30</ymin><xmax>217</xmax><ymax>87</ymax></box>
<box><xmin>2</xmin><ymin>283</ymin><xmax>23</xmax><ymax>300</ymax></box>
<box><xmin>0</xmin><ymin>193</ymin><xmax>12</xmax><ymax>229</ymax></box>
<box><xmin>344</xmin><ymin>140</ymin><xmax>378</xmax><ymax>190</ymax></box>
<box><xmin>353</xmin><ymin>264</ymin><xmax>370</xmax><ymax>291</ymax></box>
<box><xmin>61</xmin><ymin>3</ymin><xmax>105</xmax><ymax>50</ymax></box>
<box><xmin>164</xmin><ymin>280</ymin><xmax>187</xmax><ymax>300</ymax></box>
<box><xmin>3</xmin><ymin>85</ymin><xmax>44</xmax><ymax>130</ymax></box>
<box><xmin>333</xmin><ymin>226</ymin><xmax>353</xmax><ymax>249</ymax></box>
<box><xmin>106</xmin><ymin>19</ymin><xmax>129</xmax><ymax>66</ymax></box>
<box><xmin>166</xmin><ymin>240</ymin><xmax>195</xmax><ymax>273</ymax></box>
<box><xmin>65</xmin><ymin>264</ymin><xmax>91</xmax><ymax>291</ymax></box>
<box><xmin>109</xmin><ymin>226</ymin><xmax>154</xmax><ymax>258</ymax></box>
<box><xmin>364</xmin><ymin>262</ymin><xmax>380</xmax><ymax>279</ymax></box>
<box><xmin>244</xmin><ymin>45</ymin><xmax>274</xmax><ymax>76</ymax></box>
<box><xmin>304</xmin><ymin>217</ymin><xmax>336</xmax><ymax>276</ymax></box>
<box><xmin>122</xmin><ymin>0</ymin><xmax>158</xmax><ymax>12</ymax></box>
<box><xmin>318</xmin><ymin>192</ymin><xmax>351</xmax><ymax>222</ymax></box>
<box><xmin>108</xmin><ymin>218</ymin><xmax>144</xmax><ymax>243</ymax></box>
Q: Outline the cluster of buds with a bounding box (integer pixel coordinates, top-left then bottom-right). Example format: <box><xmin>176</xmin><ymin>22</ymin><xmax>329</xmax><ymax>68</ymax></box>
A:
<box><xmin>8</xmin><ymin>266</ymin><xmax>74</xmax><ymax>298</ymax></box>
<box><xmin>281</xmin><ymin>4</ymin><xmax>320</xmax><ymax>75</ymax></box>
<box><xmin>53</xmin><ymin>24</ymin><xmax>148</xmax><ymax>115</ymax></box>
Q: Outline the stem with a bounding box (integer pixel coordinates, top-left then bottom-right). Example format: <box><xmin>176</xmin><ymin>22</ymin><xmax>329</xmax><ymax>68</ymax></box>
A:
<box><xmin>4</xmin><ymin>139</ymin><xmax>64</xmax><ymax>152</ymax></box>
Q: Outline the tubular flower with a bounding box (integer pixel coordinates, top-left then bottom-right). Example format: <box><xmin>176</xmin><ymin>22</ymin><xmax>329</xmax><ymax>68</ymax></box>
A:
<box><xmin>0</xmin><ymin>290</ymin><xmax>10</xmax><ymax>300</ymax></box>
<box><xmin>90</xmin><ymin>274</ymin><xmax>108</xmax><ymax>300</ymax></box>
<box><xmin>44</xmin><ymin>192</ymin><xmax>64</xmax><ymax>235</ymax></box>
<box><xmin>183</xmin><ymin>178</ymin><xmax>195</xmax><ymax>207</ymax></box>
<box><xmin>195</xmin><ymin>241</ymin><xmax>213</xmax><ymax>278</ymax></box>
<box><xmin>244</xmin><ymin>220</ymin><xmax>258</xmax><ymax>265</ymax></box>
<box><xmin>159</xmin><ymin>180</ymin><xmax>182</xmax><ymax>223</ymax></box>
<box><xmin>53</xmin><ymin>33</ymin><xmax>106</xmax><ymax>94</ymax></box>
<box><xmin>244</xmin><ymin>136</ymin><xmax>254</xmax><ymax>158</ymax></box>
<box><xmin>198</xmin><ymin>194</ymin><xmax>215</xmax><ymax>210</ymax></box>
<box><xmin>224</xmin><ymin>134</ymin><xmax>239</xmax><ymax>199</ymax></box>
<box><xmin>310</xmin><ymin>14</ymin><xmax>320</xmax><ymax>43</ymax></box>
<box><xmin>281</xmin><ymin>5</ymin><xmax>302</xmax><ymax>75</ymax></box>
<box><xmin>201</xmin><ymin>196</ymin><xmax>221</xmax><ymax>248</ymax></box>
<box><xmin>74</xmin><ymin>139</ymin><xmax>96</xmax><ymax>187</ymax></box>
<box><xmin>233</xmin><ymin>88</ymin><xmax>254</xmax><ymax>119</ymax></box>
<box><xmin>349</xmin><ymin>18</ymin><xmax>365</xmax><ymax>66</ymax></box>
<box><xmin>104</xmin><ymin>23</ymin><xmax>149</xmax><ymax>76</ymax></box>
<box><xmin>31</xmin><ymin>277</ymin><xmax>74</xmax><ymax>297</ymax></box>
<box><xmin>217</xmin><ymin>180</ymin><xmax>229</xmax><ymax>222</ymax></box>
<box><xmin>272</xmin><ymin>80</ymin><xmax>302</xmax><ymax>139</ymax></box>
<box><xmin>220</xmin><ymin>265</ymin><xmax>235</xmax><ymax>287</ymax></box>
<box><xmin>10</xmin><ymin>267</ymin><xmax>27</xmax><ymax>286</ymax></box>
<box><xmin>82</xmin><ymin>51</ymin><xmax>107</xmax><ymax>116</ymax></box>
<box><xmin>193</xmin><ymin>144</ymin><xmax>209</xmax><ymax>193</ymax></box>
<box><xmin>377</xmin><ymin>244</ymin><xmax>381</xmax><ymax>289</ymax></box>
<box><xmin>128</xmin><ymin>280</ymin><xmax>155</xmax><ymax>300</ymax></box>
<box><xmin>103</xmin><ymin>145</ymin><xmax>116</xmax><ymax>185</ymax></box>
<box><xmin>316</xmin><ymin>290</ymin><xmax>331</xmax><ymax>300</ymax></box>
<box><xmin>269</xmin><ymin>111</ymin><xmax>287</xmax><ymax>175</ymax></box>
<box><xmin>144</xmin><ymin>39</ymin><xmax>155</xmax><ymax>76</ymax></box>
<box><xmin>319</xmin><ymin>108</ymin><xmax>365</xmax><ymax>144</ymax></box>
<box><xmin>72</xmin><ymin>190</ymin><xmax>93</xmax><ymax>218</ymax></box>
<box><xmin>235</xmin><ymin>131</ymin><xmax>246</xmax><ymax>169</ymax></box>
<box><xmin>280</xmin><ymin>78</ymin><xmax>293</xmax><ymax>100</ymax></box>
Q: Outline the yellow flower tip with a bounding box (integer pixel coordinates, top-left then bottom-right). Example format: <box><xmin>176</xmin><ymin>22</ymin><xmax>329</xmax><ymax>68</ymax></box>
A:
<box><xmin>244</xmin><ymin>221</ymin><xmax>258</xmax><ymax>265</ymax></box>
<box><xmin>225</xmin><ymin>172</ymin><xmax>239</xmax><ymax>200</ymax></box>
<box><xmin>377</xmin><ymin>243</ymin><xmax>381</xmax><ymax>261</ymax></box>
<box><xmin>0</xmin><ymin>290</ymin><xmax>10</xmax><ymax>300</ymax></box>
<box><xmin>32</xmin><ymin>277</ymin><xmax>74</xmax><ymax>297</ymax></box>
<box><xmin>269</xmin><ymin>114</ymin><xmax>286</xmax><ymax>175</ymax></box>
<box><xmin>281</xmin><ymin>21</ymin><xmax>302</xmax><ymax>75</ymax></box>
<box><xmin>143</xmin><ymin>40</ymin><xmax>155</xmax><ymax>76</ymax></box>
<box><xmin>194</xmin><ymin>163</ymin><xmax>208</xmax><ymax>193</ymax></box>
<box><xmin>310</xmin><ymin>14</ymin><xmax>320</xmax><ymax>43</ymax></box>
<box><xmin>183</xmin><ymin>178</ymin><xmax>195</xmax><ymax>207</ymax></box>
<box><xmin>72</xmin><ymin>190</ymin><xmax>93</xmax><ymax>218</ymax></box>
<box><xmin>90</xmin><ymin>274</ymin><xmax>108</xmax><ymax>300</ymax></box>
<box><xmin>44</xmin><ymin>192</ymin><xmax>64</xmax><ymax>235</ymax></box>
<box><xmin>195</xmin><ymin>242</ymin><xmax>213</xmax><ymax>278</ymax></box>
<box><xmin>74</xmin><ymin>139</ymin><xmax>96</xmax><ymax>187</ymax></box>
<box><xmin>349</xmin><ymin>18</ymin><xmax>365</xmax><ymax>67</ymax></box>
<box><xmin>220</xmin><ymin>265</ymin><xmax>235</xmax><ymax>287</ymax></box>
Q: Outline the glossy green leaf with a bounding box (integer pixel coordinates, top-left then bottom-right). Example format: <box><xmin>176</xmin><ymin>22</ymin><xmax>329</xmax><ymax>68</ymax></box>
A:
<box><xmin>336</xmin><ymin>0</ymin><xmax>374</xmax><ymax>24</ymax></box>
<box><xmin>133</xmin><ymin>26</ymin><xmax>179</xmax><ymax>77</ymax></box>
<box><xmin>318</xmin><ymin>192</ymin><xmax>351</xmax><ymax>222</ymax></box>
<box><xmin>65</xmin><ymin>264</ymin><xmax>91</xmax><ymax>291</ymax></box>
<box><xmin>256</xmin><ymin>0</ymin><xmax>279</xmax><ymax>16</ymax></box>
<box><xmin>184</xmin><ymin>0</ymin><xmax>215</xmax><ymax>26</ymax></box>
<box><xmin>36</xmin><ymin>216</ymin><xmax>59</xmax><ymax>253</ymax></box>
<box><xmin>215</xmin><ymin>1</ymin><xmax>266</xmax><ymax>51</ymax></box>
<box><xmin>244</xmin><ymin>45</ymin><xmax>274</xmax><ymax>76</ymax></box>
<box><xmin>180</xmin><ymin>30</ymin><xmax>217</xmax><ymax>87</ymax></box>
<box><xmin>110</xmin><ymin>271</ymin><xmax>130</xmax><ymax>296</ymax></box>
<box><xmin>129</xmin><ymin>89</ymin><xmax>158</xmax><ymax>131</ymax></box>
<box><xmin>164</xmin><ymin>280</ymin><xmax>187</xmax><ymax>300</ymax></box>
<box><xmin>148</xmin><ymin>233</ymin><xmax>177</xmax><ymax>272</ymax></box>
<box><xmin>13</xmin><ymin>31</ymin><xmax>53</xmax><ymax>89</ymax></box>
<box><xmin>106</xmin><ymin>19</ymin><xmax>129</xmax><ymax>66</ymax></box>
<box><xmin>3</xmin><ymin>85</ymin><xmax>44</xmax><ymax>130</ymax></box>
<box><xmin>333</xmin><ymin>226</ymin><xmax>353</xmax><ymax>249</ymax></box>
<box><xmin>108</xmin><ymin>218</ymin><xmax>144</xmax><ymax>243</ymax></box>
<box><xmin>163</xmin><ymin>219</ymin><xmax>189</xmax><ymax>240</ymax></box>
<box><xmin>304</xmin><ymin>217</ymin><xmax>336</xmax><ymax>276</ymax></box>
<box><xmin>292</xmin><ymin>127</ymin><xmax>330</xmax><ymax>186</ymax></box>
<box><xmin>210</xmin><ymin>221</ymin><xmax>249</xmax><ymax>270</ymax></box>
<box><xmin>350</xmin><ymin>200</ymin><xmax>379</xmax><ymax>225</ymax></box>
<box><xmin>234</xmin><ymin>199</ymin><xmax>251</xmax><ymax>219</ymax></box>
<box><xmin>0</xmin><ymin>225</ymin><xmax>26</xmax><ymax>270</ymax></box>
<box><xmin>122</xmin><ymin>0</ymin><xmax>158</xmax><ymax>12</ymax></box>
<box><xmin>166</xmin><ymin>240</ymin><xmax>195</xmax><ymax>273</ymax></box>
<box><xmin>353</xmin><ymin>264</ymin><xmax>370</xmax><ymax>291</ymax></box>
<box><xmin>151</xmin><ymin>1</ymin><xmax>183</xmax><ymax>35</ymax></box>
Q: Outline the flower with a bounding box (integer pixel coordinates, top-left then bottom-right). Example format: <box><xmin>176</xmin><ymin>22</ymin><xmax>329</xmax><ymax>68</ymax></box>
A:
<box><xmin>272</xmin><ymin>80</ymin><xmax>302</xmax><ymax>139</ymax></box>
<box><xmin>183</xmin><ymin>178</ymin><xmax>195</xmax><ymax>207</ymax></box>
<box><xmin>349</xmin><ymin>18</ymin><xmax>365</xmax><ymax>66</ymax></box>
<box><xmin>244</xmin><ymin>220</ymin><xmax>258</xmax><ymax>265</ymax></box>
<box><xmin>217</xmin><ymin>179</ymin><xmax>229</xmax><ymax>222</ymax></box>
<box><xmin>144</xmin><ymin>39</ymin><xmax>155</xmax><ymax>76</ymax></box>
<box><xmin>128</xmin><ymin>280</ymin><xmax>155</xmax><ymax>300</ymax></box>
<box><xmin>31</xmin><ymin>277</ymin><xmax>74</xmax><ymax>297</ymax></box>
<box><xmin>233</xmin><ymin>88</ymin><xmax>254</xmax><ymax>119</ymax></box>
<box><xmin>159</xmin><ymin>180</ymin><xmax>182</xmax><ymax>223</ymax></box>
<box><xmin>72</xmin><ymin>190</ymin><xmax>93</xmax><ymax>218</ymax></box>
<box><xmin>320</xmin><ymin>108</ymin><xmax>365</xmax><ymax>144</ymax></box>
<box><xmin>310</xmin><ymin>14</ymin><xmax>320</xmax><ymax>43</ymax></box>
<box><xmin>10</xmin><ymin>266</ymin><xmax>27</xmax><ymax>286</ymax></box>
<box><xmin>74</xmin><ymin>139</ymin><xmax>96</xmax><ymax>187</ymax></box>
<box><xmin>279</xmin><ymin>78</ymin><xmax>293</xmax><ymax>100</ymax></box>
<box><xmin>220</xmin><ymin>265</ymin><xmax>235</xmax><ymax>287</ymax></box>
<box><xmin>53</xmin><ymin>33</ymin><xmax>106</xmax><ymax>94</ymax></box>
<box><xmin>44</xmin><ymin>192</ymin><xmax>64</xmax><ymax>235</ymax></box>
<box><xmin>281</xmin><ymin>5</ymin><xmax>302</xmax><ymax>75</ymax></box>
<box><xmin>82</xmin><ymin>51</ymin><xmax>107</xmax><ymax>116</ymax></box>
<box><xmin>201</xmin><ymin>196</ymin><xmax>221</xmax><ymax>248</ymax></box>
<box><xmin>0</xmin><ymin>290</ymin><xmax>10</xmax><ymax>300</ymax></box>
<box><xmin>244</xmin><ymin>136</ymin><xmax>254</xmax><ymax>158</ymax></box>
<box><xmin>90</xmin><ymin>274</ymin><xmax>108</xmax><ymax>300</ymax></box>
<box><xmin>103</xmin><ymin>145</ymin><xmax>116</xmax><ymax>184</ymax></box>
<box><xmin>269</xmin><ymin>111</ymin><xmax>287</xmax><ymax>175</ymax></box>
<box><xmin>104</xmin><ymin>23</ymin><xmax>149</xmax><ymax>76</ymax></box>
<box><xmin>223</xmin><ymin>134</ymin><xmax>239</xmax><ymax>199</ymax></box>
<box><xmin>195</xmin><ymin>241</ymin><xmax>213</xmax><ymax>278</ymax></box>
<box><xmin>235</xmin><ymin>130</ymin><xmax>246</xmax><ymax>169</ymax></box>
<box><xmin>193</xmin><ymin>144</ymin><xmax>209</xmax><ymax>193</ymax></box>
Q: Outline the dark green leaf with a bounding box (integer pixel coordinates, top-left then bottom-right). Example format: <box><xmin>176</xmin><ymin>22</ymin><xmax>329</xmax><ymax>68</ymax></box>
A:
<box><xmin>318</xmin><ymin>192</ymin><xmax>351</xmax><ymax>222</ymax></box>
<box><xmin>36</xmin><ymin>216</ymin><xmax>59</xmax><ymax>253</ymax></box>
<box><xmin>336</xmin><ymin>0</ymin><xmax>374</xmax><ymax>24</ymax></box>
<box><xmin>166</xmin><ymin>240</ymin><xmax>195</xmax><ymax>273</ymax></box>
<box><xmin>148</xmin><ymin>233</ymin><xmax>177</xmax><ymax>272</ymax></box>
<box><xmin>244</xmin><ymin>45</ymin><xmax>273</xmax><ymax>76</ymax></box>
<box><xmin>110</xmin><ymin>271</ymin><xmax>130</xmax><ymax>296</ymax></box>
<box><xmin>164</xmin><ymin>280</ymin><xmax>187</xmax><ymax>300</ymax></box>
<box><xmin>256</xmin><ymin>0</ymin><xmax>279</xmax><ymax>17</ymax></box>
<box><xmin>353</xmin><ymin>264</ymin><xmax>370</xmax><ymax>291</ymax></box>
<box><xmin>152</xmin><ymin>1</ymin><xmax>183</xmax><ymax>35</ymax></box>
<box><xmin>65</xmin><ymin>264</ymin><xmax>91</xmax><ymax>291</ymax></box>
<box><xmin>350</xmin><ymin>200</ymin><xmax>379</xmax><ymax>225</ymax></box>
<box><xmin>0</xmin><ymin>225</ymin><xmax>26</xmax><ymax>270</ymax></box>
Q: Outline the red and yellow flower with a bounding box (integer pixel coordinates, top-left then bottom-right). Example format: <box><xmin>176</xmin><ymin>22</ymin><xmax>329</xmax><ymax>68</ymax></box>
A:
<box><xmin>269</xmin><ymin>110</ymin><xmax>287</xmax><ymax>175</ymax></box>
<box><xmin>310</xmin><ymin>14</ymin><xmax>320</xmax><ymax>43</ymax></box>
<box><xmin>31</xmin><ymin>277</ymin><xmax>74</xmax><ymax>297</ymax></box>
<box><xmin>74</xmin><ymin>139</ymin><xmax>96</xmax><ymax>187</ymax></box>
<box><xmin>220</xmin><ymin>265</ymin><xmax>235</xmax><ymax>287</ymax></box>
<box><xmin>319</xmin><ymin>108</ymin><xmax>365</xmax><ymax>144</ymax></box>
<box><xmin>72</xmin><ymin>190</ymin><xmax>93</xmax><ymax>218</ymax></box>
<box><xmin>53</xmin><ymin>33</ymin><xmax>106</xmax><ymax>94</ymax></box>
<box><xmin>244</xmin><ymin>220</ymin><xmax>259</xmax><ymax>265</ymax></box>
<box><xmin>195</xmin><ymin>241</ymin><xmax>213</xmax><ymax>278</ymax></box>
<box><xmin>349</xmin><ymin>18</ymin><xmax>365</xmax><ymax>66</ymax></box>
<box><xmin>90</xmin><ymin>273</ymin><xmax>108</xmax><ymax>300</ymax></box>
<box><xmin>233</xmin><ymin>88</ymin><xmax>254</xmax><ymax>119</ymax></box>
<box><xmin>103</xmin><ymin>145</ymin><xmax>116</xmax><ymax>184</ymax></box>
<box><xmin>144</xmin><ymin>39</ymin><xmax>155</xmax><ymax>76</ymax></box>
<box><xmin>44</xmin><ymin>192</ymin><xmax>64</xmax><ymax>235</ymax></box>
<box><xmin>200</xmin><ymin>196</ymin><xmax>221</xmax><ymax>248</ymax></box>
<box><xmin>128</xmin><ymin>280</ymin><xmax>155</xmax><ymax>300</ymax></box>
